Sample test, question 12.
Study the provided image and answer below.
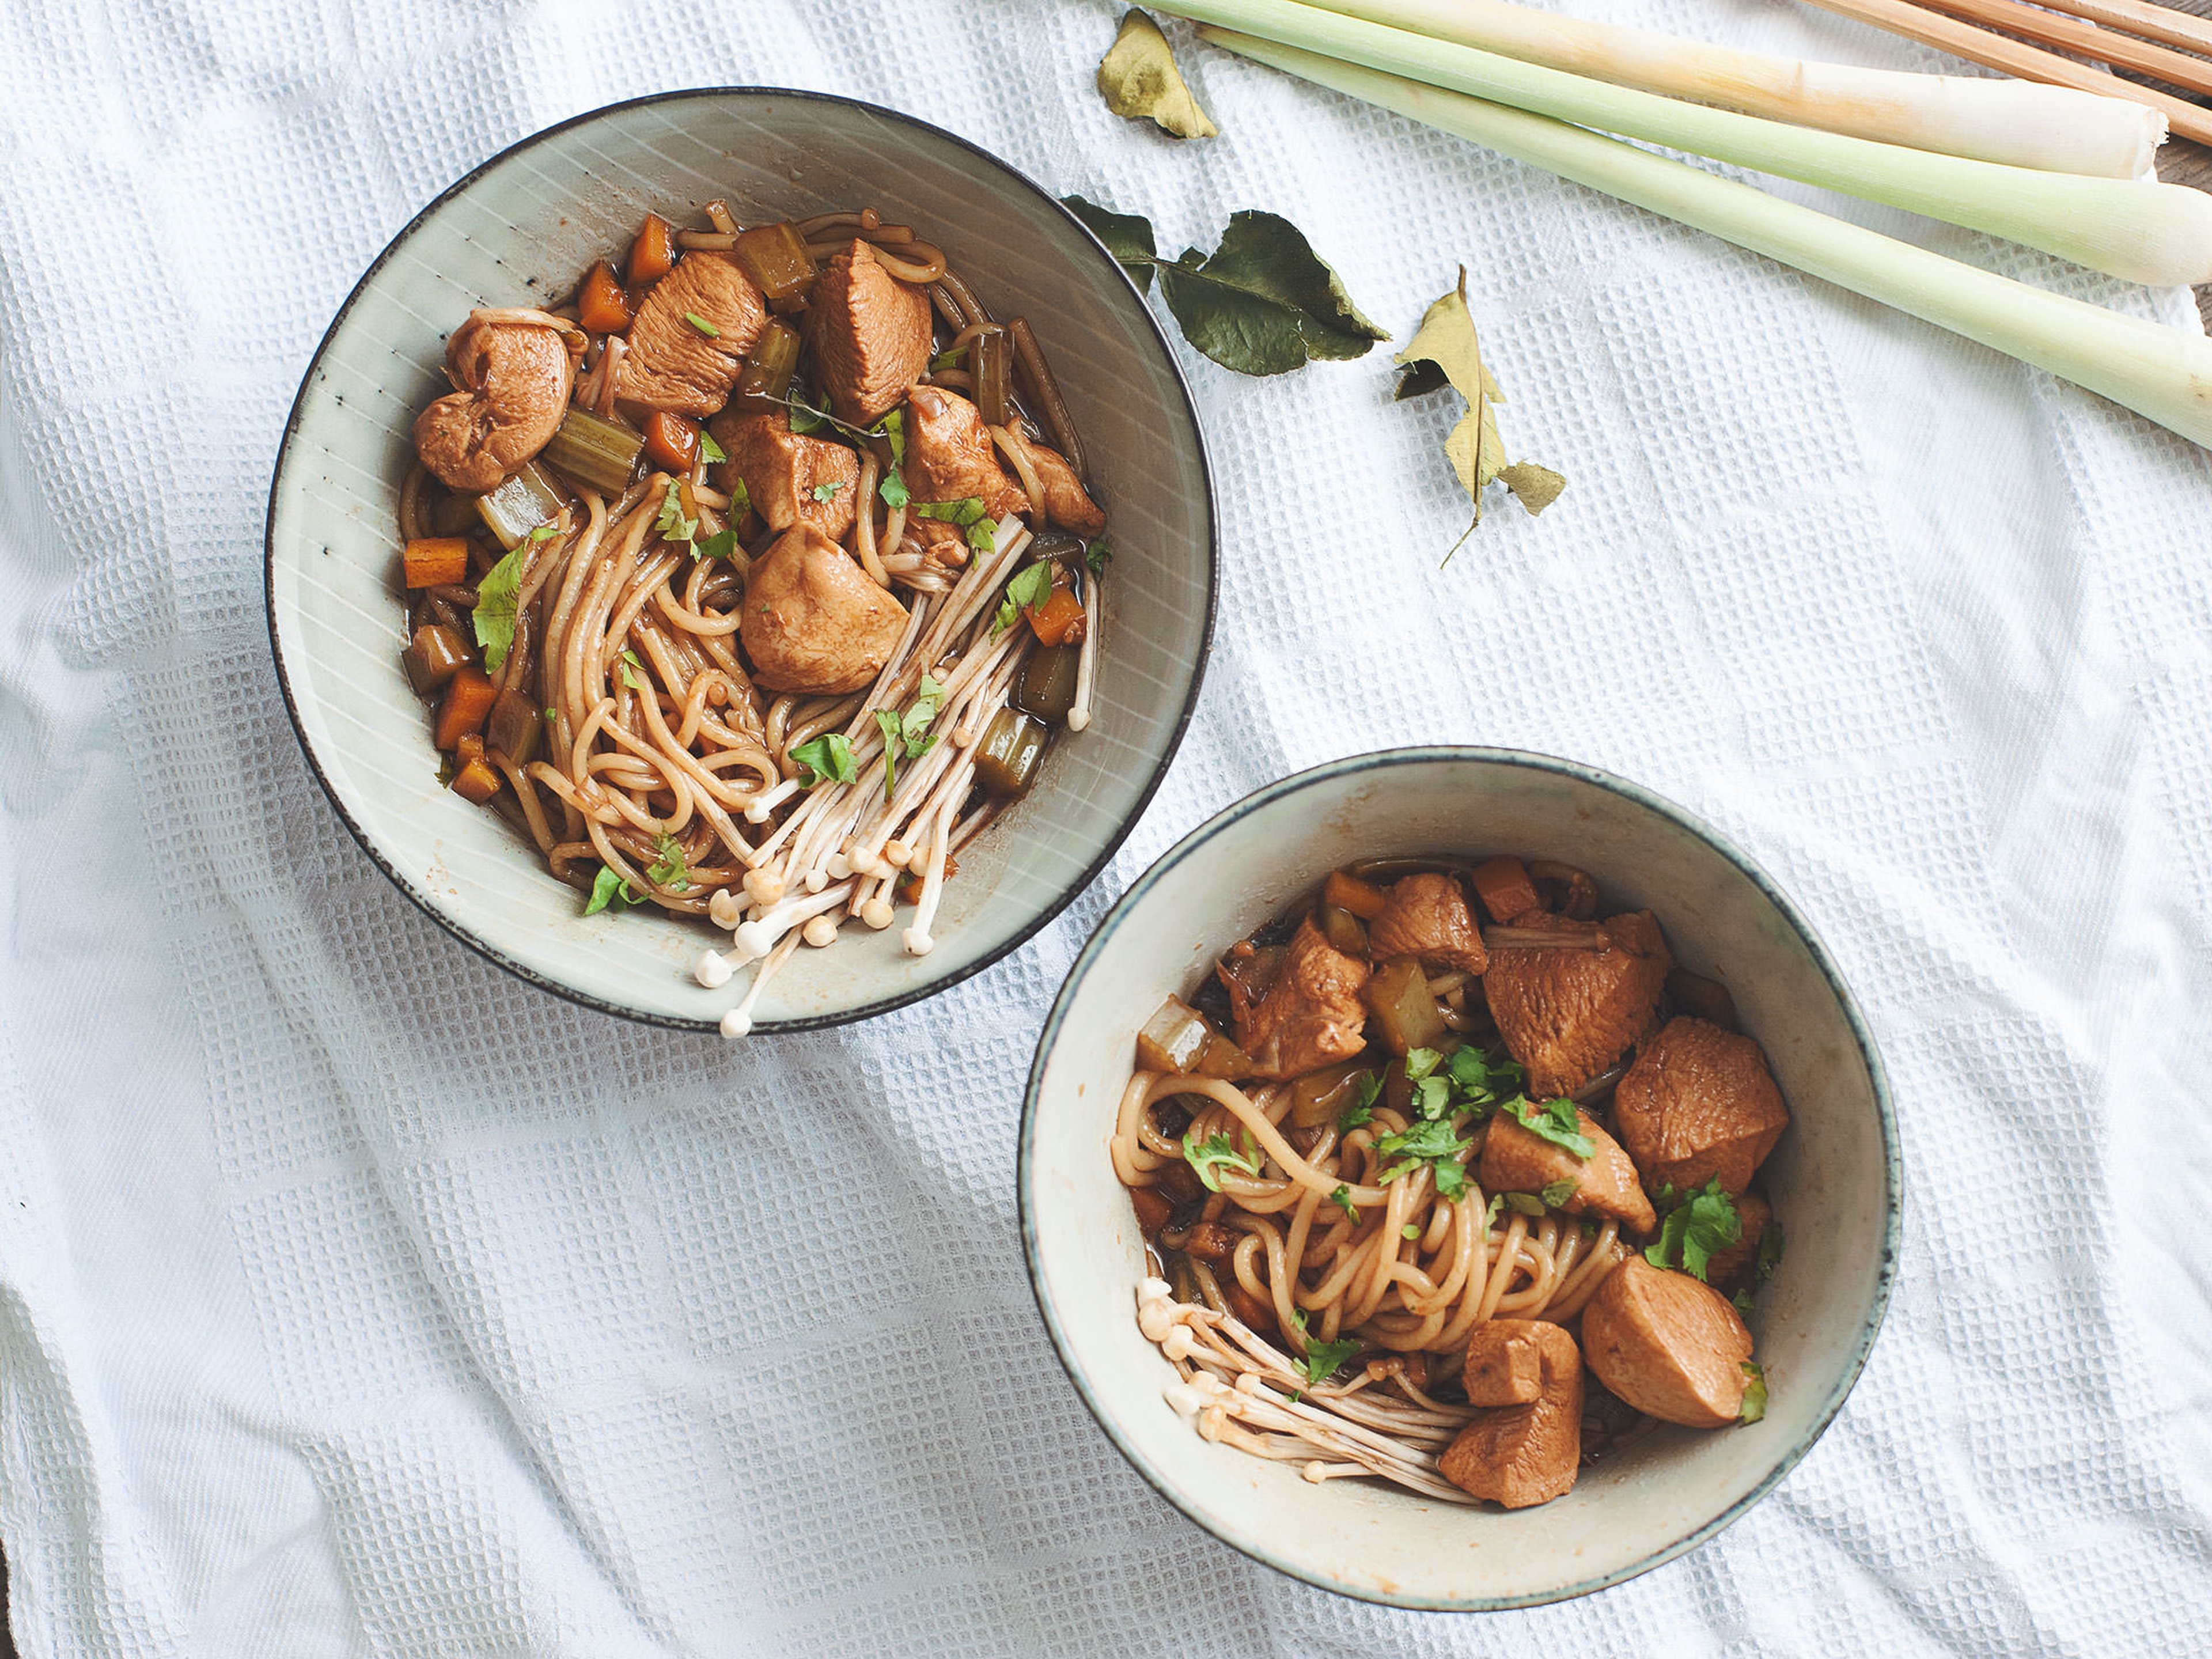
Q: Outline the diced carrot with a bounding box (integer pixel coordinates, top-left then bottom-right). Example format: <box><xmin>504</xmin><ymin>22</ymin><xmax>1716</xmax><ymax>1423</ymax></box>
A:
<box><xmin>627</xmin><ymin>213</ymin><xmax>675</xmax><ymax>285</ymax></box>
<box><xmin>1324</xmin><ymin>869</ymin><xmax>1391</xmax><ymax>921</ymax></box>
<box><xmin>449</xmin><ymin>756</ymin><xmax>501</xmax><ymax>804</ymax></box>
<box><xmin>1025</xmin><ymin>580</ymin><xmax>1087</xmax><ymax>647</ymax></box>
<box><xmin>576</xmin><ymin>260</ymin><xmax>632</xmax><ymax>334</ymax></box>
<box><xmin>1471</xmin><ymin>855</ymin><xmax>1544</xmax><ymax>923</ymax></box>
<box><xmin>454</xmin><ymin>733</ymin><xmax>484</xmax><ymax>767</ymax></box>
<box><xmin>642</xmin><ymin>410</ymin><xmax>700</xmax><ymax>474</ymax></box>
<box><xmin>434</xmin><ymin>667</ymin><xmax>498</xmax><ymax>751</ymax></box>
<box><xmin>402</xmin><ymin>537</ymin><xmax>471</xmax><ymax>589</ymax></box>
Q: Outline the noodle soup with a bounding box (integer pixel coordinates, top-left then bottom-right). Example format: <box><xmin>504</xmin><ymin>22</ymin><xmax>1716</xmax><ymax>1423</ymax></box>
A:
<box><xmin>1114</xmin><ymin>854</ymin><xmax>1788</xmax><ymax>1509</ymax></box>
<box><xmin>395</xmin><ymin>203</ymin><xmax>1108</xmax><ymax>1035</ymax></box>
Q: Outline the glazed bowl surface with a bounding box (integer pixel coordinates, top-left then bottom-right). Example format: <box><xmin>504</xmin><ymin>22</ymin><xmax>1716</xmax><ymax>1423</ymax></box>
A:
<box><xmin>1020</xmin><ymin>747</ymin><xmax>1897</xmax><ymax>1608</ymax></box>
<box><xmin>266</xmin><ymin>88</ymin><xmax>1213</xmax><ymax>1029</ymax></box>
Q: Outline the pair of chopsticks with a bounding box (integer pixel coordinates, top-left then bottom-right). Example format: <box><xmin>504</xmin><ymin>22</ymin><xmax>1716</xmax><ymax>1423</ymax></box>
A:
<box><xmin>1802</xmin><ymin>0</ymin><xmax>2212</xmax><ymax>147</ymax></box>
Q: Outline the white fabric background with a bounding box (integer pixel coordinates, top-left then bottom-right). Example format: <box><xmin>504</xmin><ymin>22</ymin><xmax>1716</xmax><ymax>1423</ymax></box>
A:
<box><xmin>1</xmin><ymin>0</ymin><xmax>2209</xmax><ymax>1652</ymax></box>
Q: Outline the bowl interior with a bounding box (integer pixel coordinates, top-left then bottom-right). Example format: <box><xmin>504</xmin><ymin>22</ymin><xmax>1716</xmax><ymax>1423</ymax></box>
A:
<box><xmin>1021</xmin><ymin>749</ymin><xmax>1895</xmax><ymax>1608</ymax></box>
<box><xmin>266</xmin><ymin>90</ymin><xmax>1211</xmax><ymax>1028</ymax></box>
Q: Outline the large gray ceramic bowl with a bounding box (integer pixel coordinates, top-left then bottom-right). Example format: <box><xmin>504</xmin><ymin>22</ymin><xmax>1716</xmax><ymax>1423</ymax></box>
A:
<box><xmin>1021</xmin><ymin>747</ymin><xmax>1898</xmax><ymax>1608</ymax></box>
<box><xmin>266</xmin><ymin>89</ymin><xmax>1213</xmax><ymax>1030</ymax></box>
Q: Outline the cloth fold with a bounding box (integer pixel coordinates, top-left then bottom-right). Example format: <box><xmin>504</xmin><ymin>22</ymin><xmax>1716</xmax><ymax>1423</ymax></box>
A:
<box><xmin>0</xmin><ymin>0</ymin><xmax>2207</xmax><ymax>1653</ymax></box>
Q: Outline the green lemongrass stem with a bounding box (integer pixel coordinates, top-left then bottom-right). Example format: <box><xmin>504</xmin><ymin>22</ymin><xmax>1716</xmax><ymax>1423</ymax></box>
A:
<box><xmin>1201</xmin><ymin>31</ymin><xmax>2212</xmax><ymax>449</ymax></box>
<box><xmin>1156</xmin><ymin>0</ymin><xmax>2212</xmax><ymax>285</ymax></box>
<box><xmin>1282</xmin><ymin>0</ymin><xmax>2161</xmax><ymax>177</ymax></box>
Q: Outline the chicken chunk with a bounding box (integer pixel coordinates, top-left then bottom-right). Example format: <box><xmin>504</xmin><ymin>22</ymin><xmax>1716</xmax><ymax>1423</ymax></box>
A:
<box><xmin>1581</xmin><ymin>1255</ymin><xmax>1753</xmax><ymax>1429</ymax></box>
<box><xmin>615</xmin><ymin>253</ymin><xmax>768</xmax><ymax>415</ymax></box>
<box><xmin>738</xmin><ymin>525</ymin><xmax>908</xmax><ymax>695</ymax></box>
<box><xmin>1233</xmin><ymin>918</ymin><xmax>1372</xmax><ymax>1081</ymax></box>
<box><xmin>1478</xmin><ymin>1104</ymin><xmax>1656</xmax><ymax>1234</ymax></box>
<box><xmin>805</xmin><ymin>240</ymin><xmax>934</xmax><ymax>426</ymax></box>
<box><xmin>1703</xmin><ymin>1190</ymin><xmax>1772</xmax><ymax>1291</ymax></box>
<box><xmin>412</xmin><ymin>319</ymin><xmax>575</xmax><ymax>494</ymax></box>
<box><xmin>904</xmin><ymin>385</ymin><xmax>1028</xmax><ymax>522</ymax></box>
<box><xmin>1026</xmin><ymin>440</ymin><xmax>1106</xmax><ymax>534</ymax></box>
<box><xmin>1440</xmin><ymin>1320</ymin><xmax>1583</xmax><ymax>1508</ymax></box>
<box><xmin>1613</xmin><ymin>1016</ymin><xmax>1790</xmax><ymax>1197</ymax></box>
<box><xmin>1367</xmin><ymin>873</ymin><xmax>1488</xmax><ymax>976</ymax></box>
<box><xmin>1484</xmin><ymin>911</ymin><xmax>1671</xmax><ymax>1098</ymax></box>
<box><xmin>708</xmin><ymin>411</ymin><xmax>860</xmax><ymax>541</ymax></box>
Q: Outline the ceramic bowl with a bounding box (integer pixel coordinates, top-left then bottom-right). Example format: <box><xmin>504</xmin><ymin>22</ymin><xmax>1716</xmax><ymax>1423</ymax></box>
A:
<box><xmin>265</xmin><ymin>89</ymin><xmax>1213</xmax><ymax>1030</ymax></box>
<box><xmin>1020</xmin><ymin>747</ymin><xmax>1898</xmax><ymax>1608</ymax></box>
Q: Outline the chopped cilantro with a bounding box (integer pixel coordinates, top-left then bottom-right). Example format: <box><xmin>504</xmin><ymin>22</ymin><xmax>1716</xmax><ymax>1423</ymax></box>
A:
<box><xmin>1540</xmin><ymin>1176</ymin><xmax>1580</xmax><ymax>1209</ymax></box>
<box><xmin>1484</xmin><ymin>1193</ymin><xmax>1505</xmax><ymax>1227</ymax></box>
<box><xmin>1301</xmin><ymin>1337</ymin><xmax>1361</xmax><ymax>1388</ymax></box>
<box><xmin>619</xmin><ymin>647</ymin><xmax>644</xmax><ymax>691</ymax></box>
<box><xmin>1432</xmin><ymin>1160</ymin><xmax>1471</xmax><ymax>1199</ymax></box>
<box><xmin>1404</xmin><ymin>1047</ymin><xmax>1442</xmax><ymax>1082</ymax></box>
<box><xmin>929</xmin><ymin>345</ymin><xmax>966</xmax><ymax>370</ymax></box>
<box><xmin>1337</xmin><ymin>1072</ymin><xmax>1381</xmax><ymax>1131</ymax></box>
<box><xmin>728</xmin><ymin>475</ymin><xmax>752</xmax><ymax>518</ymax></box>
<box><xmin>585</xmin><ymin>865</ymin><xmax>645</xmax><ymax>915</ymax></box>
<box><xmin>683</xmin><ymin>310</ymin><xmax>719</xmax><ymax>338</ymax></box>
<box><xmin>656</xmin><ymin>479</ymin><xmax>698</xmax><ymax>551</ymax></box>
<box><xmin>916</xmin><ymin>495</ymin><xmax>997</xmax><ymax>555</ymax></box>
<box><xmin>1738</xmin><ymin>1359</ymin><xmax>1768</xmax><ymax>1425</ymax></box>
<box><xmin>993</xmin><ymin>560</ymin><xmax>1054</xmax><ymax>635</ymax></box>
<box><xmin>879</xmin><ymin>467</ymin><xmax>910</xmax><ymax>510</ymax></box>
<box><xmin>471</xmin><ymin>546</ymin><xmax>525</xmax><ymax>672</ymax></box>
<box><xmin>1502</xmin><ymin>1191</ymin><xmax>1548</xmax><ymax>1217</ymax></box>
<box><xmin>873</xmin><ymin>675</ymin><xmax>946</xmax><ymax>800</ymax></box>
<box><xmin>877</xmin><ymin>407</ymin><xmax>906</xmax><ymax>468</ymax></box>
<box><xmin>1374</xmin><ymin>1116</ymin><xmax>1474</xmax><ymax>1189</ymax></box>
<box><xmin>528</xmin><ymin>522</ymin><xmax>560</xmax><ymax>542</ymax></box>
<box><xmin>1446</xmin><ymin>1044</ymin><xmax>1522</xmax><ymax>1105</ymax></box>
<box><xmin>645</xmin><ymin>833</ymin><xmax>690</xmax><ymax>892</ymax></box>
<box><xmin>435</xmin><ymin>752</ymin><xmax>457</xmax><ymax>787</ymax></box>
<box><xmin>1755</xmin><ymin>1220</ymin><xmax>1785</xmax><ymax>1284</ymax></box>
<box><xmin>697</xmin><ymin>429</ymin><xmax>728</xmax><ymax>464</ymax></box>
<box><xmin>1183</xmin><ymin>1128</ymin><xmax>1262</xmax><ymax>1192</ymax></box>
<box><xmin>1085</xmin><ymin>537</ymin><xmax>1112</xmax><ymax>576</ymax></box>
<box><xmin>1733</xmin><ymin>1288</ymin><xmax>1756</xmax><ymax>1318</ymax></box>
<box><xmin>1411</xmin><ymin>1074</ymin><xmax>1451</xmax><ymax>1122</ymax></box>
<box><xmin>1505</xmin><ymin>1096</ymin><xmax>1594</xmax><ymax>1159</ymax></box>
<box><xmin>1328</xmin><ymin>1183</ymin><xmax>1359</xmax><ymax>1222</ymax></box>
<box><xmin>1643</xmin><ymin>1177</ymin><xmax>1743</xmax><ymax>1281</ymax></box>
<box><xmin>812</xmin><ymin>479</ymin><xmax>848</xmax><ymax>502</ymax></box>
<box><xmin>790</xmin><ymin>732</ymin><xmax>857</xmax><ymax>786</ymax></box>
<box><xmin>696</xmin><ymin>527</ymin><xmax>737</xmax><ymax>562</ymax></box>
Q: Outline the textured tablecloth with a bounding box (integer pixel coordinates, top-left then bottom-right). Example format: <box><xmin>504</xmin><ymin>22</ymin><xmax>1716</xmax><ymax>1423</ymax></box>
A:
<box><xmin>2</xmin><ymin>0</ymin><xmax>2210</xmax><ymax>1652</ymax></box>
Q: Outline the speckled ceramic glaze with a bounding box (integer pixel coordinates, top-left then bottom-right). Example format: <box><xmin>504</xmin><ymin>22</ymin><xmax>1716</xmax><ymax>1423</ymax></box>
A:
<box><xmin>266</xmin><ymin>90</ymin><xmax>1214</xmax><ymax>1030</ymax></box>
<box><xmin>1021</xmin><ymin>748</ymin><xmax>1898</xmax><ymax>1609</ymax></box>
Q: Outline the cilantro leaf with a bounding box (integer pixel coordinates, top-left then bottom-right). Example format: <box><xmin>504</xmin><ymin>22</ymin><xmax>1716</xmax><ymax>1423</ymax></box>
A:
<box><xmin>1446</xmin><ymin>1045</ymin><xmax>1521</xmax><ymax>1105</ymax></box>
<box><xmin>697</xmin><ymin>429</ymin><xmax>728</xmax><ymax>464</ymax></box>
<box><xmin>877</xmin><ymin>408</ymin><xmax>906</xmax><ymax>469</ymax></box>
<box><xmin>1301</xmin><ymin>1337</ymin><xmax>1361</xmax><ymax>1388</ymax></box>
<box><xmin>790</xmin><ymin>732</ymin><xmax>857</xmax><ymax>786</ymax></box>
<box><xmin>1540</xmin><ymin>1176</ymin><xmax>1580</xmax><ymax>1209</ymax></box>
<box><xmin>879</xmin><ymin>468</ymin><xmax>910</xmax><ymax>510</ymax></box>
<box><xmin>1337</xmin><ymin>1073</ymin><xmax>1381</xmax><ymax>1131</ymax></box>
<box><xmin>683</xmin><ymin>310</ymin><xmax>719</xmax><ymax>338</ymax></box>
<box><xmin>1328</xmin><ymin>1183</ymin><xmax>1359</xmax><ymax>1222</ymax></box>
<box><xmin>812</xmin><ymin>479</ymin><xmax>847</xmax><ymax>502</ymax></box>
<box><xmin>1755</xmin><ymin>1220</ymin><xmax>1785</xmax><ymax>1285</ymax></box>
<box><xmin>728</xmin><ymin>475</ymin><xmax>752</xmax><ymax>518</ymax></box>
<box><xmin>1733</xmin><ymin>1288</ymin><xmax>1756</xmax><ymax>1318</ymax></box>
<box><xmin>1504</xmin><ymin>1096</ymin><xmax>1594</xmax><ymax>1160</ymax></box>
<box><xmin>645</xmin><ymin>833</ymin><xmax>690</xmax><ymax>892</ymax></box>
<box><xmin>1502</xmin><ymin>1191</ymin><xmax>1547</xmax><ymax>1217</ymax></box>
<box><xmin>1738</xmin><ymin>1359</ymin><xmax>1768</xmax><ymax>1425</ymax></box>
<box><xmin>1411</xmin><ymin>1074</ymin><xmax>1451</xmax><ymax>1122</ymax></box>
<box><xmin>471</xmin><ymin>546</ymin><xmax>525</xmax><ymax>672</ymax></box>
<box><xmin>1431</xmin><ymin>1159</ymin><xmax>1471</xmax><ymax>1200</ymax></box>
<box><xmin>585</xmin><ymin>865</ymin><xmax>644</xmax><ymax>915</ymax></box>
<box><xmin>656</xmin><ymin>478</ymin><xmax>698</xmax><ymax>551</ymax></box>
<box><xmin>874</xmin><ymin>709</ymin><xmax>903</xmax><ymax>800</ymax></box>
<box><xmin>1643</xmin><ymin>1177</ymin><xmax>1743</xmax><ymax>1282</ymax></box>
<box><xmin>696</xmin><ymin>527</ymin><xmax>737</xmax><ymax>562</ymax></box>
<box><xmin>1183</xmin><ymin>1128</ymin><xmax>1262</xmax><ymax>1192</ymax></box>
<box><xmin>1374</xmin><ymin>1117</ymin><xmax>1474</xmax><ymax>1188</ymax></box>
<box><xmin>1404</xmin><ymin>1047</ymin><xmax>1442</xmax><ymax>1082</ymax></box>
<box><xmin>528</xmin><ymin>523</ymin><xmax>559</xmax><ymax>542</ymax></box>
<box><xmin>994</xmin><ymin>560</ymin><xmax>1054</xmax><ymax>636</ymax></box>
<box><xmin>1085</xmin><ymin>538</ymin><xmax>1112</xmax><ymax>576</ymax></box>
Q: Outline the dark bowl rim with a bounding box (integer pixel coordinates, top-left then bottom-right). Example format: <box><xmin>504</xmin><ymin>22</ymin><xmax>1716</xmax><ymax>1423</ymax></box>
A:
<box><xmin>1017</xmin><ymin>744</ymin><xmax>1902</xmax><ymax>1611</ymax></box>
<box><xmin>262</xmin><ymin>84</ymin><xmax>1218</xmax><ymax>1033</ymax></box>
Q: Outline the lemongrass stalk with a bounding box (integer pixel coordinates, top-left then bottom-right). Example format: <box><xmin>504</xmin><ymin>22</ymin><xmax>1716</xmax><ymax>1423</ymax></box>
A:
<box><xmin>1281</xmin><ymin>0</ymin><xmax>2161</xmax><ymax>176</ymax></box>
<box><xmin>1202</xmin><ymin>31</ymin><xmax>2212</xmax><ymax>449</ymax></box>
<box><xmin>1159</xmin><ymin>0</ymin><xmax>2212</xmax><ymax>285</ymax></box>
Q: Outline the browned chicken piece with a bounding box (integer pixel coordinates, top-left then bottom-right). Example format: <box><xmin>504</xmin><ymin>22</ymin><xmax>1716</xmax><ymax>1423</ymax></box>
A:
<box><xmin>902</xmin><ymin>512</ymin><xmax>972</xmax><ymax>569</ymax></box>
<box><xmin>413</xmin><ymin>320</ymin><xmax>575</xmax><ymax>493</ymax></box>
<box><xmin>1703</xmin><ymin>1190</ymin><xmax>1772</xmax><ymax>1290</ymax></box>
<box><xmin>1440</xmin><ymin>1319</ymin><xmax>1583</xmax><ymax>1508</ymax></box>
<box><xmin>1233</xmin><ymin>918</ymin><xmax>1372</xmax><ymax>1081</ymax></box>
<box><xmin>738</xmin><ymin>525</ymin><xmax>908</xmax><ymax>694</ymax></box>
<box><xmin>904</xmin><ymin>385</ymin><xmax>1029</xmax><ymax>522</ymax></box>
<box><xmin>1478</xmin><ymin>1105</ymin><xmax>1656</xmax><ymax>1234</ymax></box>
<box><xmin>1485</xmin><ymin>911</ymin><xmax>1671</xmax><ymax>1098</ymax></box>
<box><xmin>1461</xmin><ymin>1319</ymin><xmax>1564</xmax><ymax>1406</ymax></box>
<box><xmin>615</xmin><ymin>253</ymin><xmax>768</xmax><ymax>415</ymax></box>
<box><xmin>1025</xmin><ymin>439</ymin><xmax>1107</xmax><ymax>534</ymax></box>
<box><xmin>1367</xmin><ymin>873</ymin><xmax>1488</xmax><ymax>976</ymax></box>
<box><xmin>707</xmin><ymin>411</ymin><xmax>861</xmax><ymax>541</ymax></box>
<box><xmin>1581</xmin><ymin>1255</ymin><xmax>1753</xmax><ymax>1429</ymax></box>
<box><xmin>805</xmin><ymin>240</ymin><xmax>934</xmax><ymax>426</ymax></box>
<box><xmin>1613</xmin><ymin>1016</ymin><xmax>1790</xmax><ymax>1197</ymax></box>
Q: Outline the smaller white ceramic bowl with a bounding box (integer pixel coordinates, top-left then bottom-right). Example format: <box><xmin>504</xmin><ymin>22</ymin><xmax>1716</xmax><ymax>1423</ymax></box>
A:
<box><xmin>1020</xmin><ymin>747</ymin><xmax>1898</xmax><ymax>1608</ymax></box>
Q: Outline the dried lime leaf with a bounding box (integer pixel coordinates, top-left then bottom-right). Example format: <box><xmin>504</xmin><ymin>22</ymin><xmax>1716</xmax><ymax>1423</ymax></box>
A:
<box><xmin>1499</xmin><ymin>461</ymin><xmax>1566</xmax><ymax>516</ymax></box>
<box><xmin>1062</xmin><ymin>194</ymin><xmax>1159</xmax><ymax>293</ymax></box>
<box><xmin>1097</xmin><ymin>10</ymin><xmax>1218</xmax><ymax>141</ymax></box>
<box><xmin>1156</xmin><ymin>213</ymin><xmax>1388</xmax><ymax>376</ymax></box>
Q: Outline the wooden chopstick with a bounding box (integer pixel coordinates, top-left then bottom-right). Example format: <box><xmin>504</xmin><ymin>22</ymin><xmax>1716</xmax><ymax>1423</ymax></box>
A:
<box><xmin>2028</xmin><ymin>0</ymin><xmax>2212</xmax><ymax>58</ymax></box>
<box><xmin>1798</xmin><ymin>0</ymin><xmax>2212</xmax><ymax>146</ymax></box>
<box><xmin>1913</xmin><ymin>0</ymin><xmax>2212</xmax><ymax>97</ymax></box>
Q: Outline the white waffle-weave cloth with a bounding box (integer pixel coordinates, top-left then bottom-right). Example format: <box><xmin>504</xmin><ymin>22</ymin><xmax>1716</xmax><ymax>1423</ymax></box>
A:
<box><xmin>0</xmin><ymin>0</ymin><xmax>2208</xmax><ymax>1652</ymax></box>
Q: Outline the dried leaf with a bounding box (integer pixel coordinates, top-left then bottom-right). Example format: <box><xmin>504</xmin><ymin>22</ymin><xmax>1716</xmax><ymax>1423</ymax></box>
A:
<box><xmin>1499</xmin><ymin>461</ymin><xmax>1567</xmax><ymax>516</ymax></box>
<box><xmin>1062</xmin><ymin>194</ymin><xmax>1158</xmax><ymax>293</ymax></box>
<box><xmin>1097</xmin><ymin>10</ymin><xmax>1218</xmax><ymax>141</ymax></box>
<box><xmin>1157</xmin><ymin>213</ymin><xmax>1388</xmax><ymax>376</ymax></box>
